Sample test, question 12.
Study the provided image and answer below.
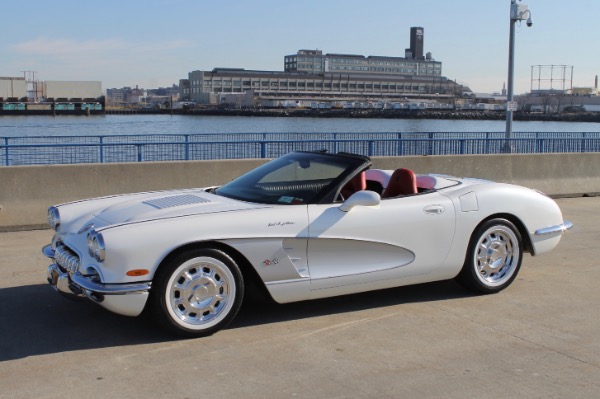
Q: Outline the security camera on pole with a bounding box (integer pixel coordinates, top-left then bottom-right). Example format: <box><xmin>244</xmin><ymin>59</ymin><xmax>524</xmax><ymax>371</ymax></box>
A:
<box><xmin>505</xmin><ymin>0</ymin><xmax>533</xmax><ymax>153</ymax></box>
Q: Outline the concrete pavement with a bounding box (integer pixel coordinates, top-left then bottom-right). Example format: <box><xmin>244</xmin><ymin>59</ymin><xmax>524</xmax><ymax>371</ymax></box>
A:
<box><xmin>0</xmin><ymin>197</ymin><xmax>598</xmax><ymax>398</ymax></box>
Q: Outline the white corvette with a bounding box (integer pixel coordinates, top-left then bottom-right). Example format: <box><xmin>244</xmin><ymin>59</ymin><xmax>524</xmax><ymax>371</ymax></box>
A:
<box><xmin>44</xmin><ymin>151</ymin><xmax>572</xmax><ymax>337</ymax></box>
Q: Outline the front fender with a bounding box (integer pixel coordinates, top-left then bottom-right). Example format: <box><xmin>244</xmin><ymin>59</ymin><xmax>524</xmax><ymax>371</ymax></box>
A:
<box><xmin>442</xmin><ymin>183</ymin><xmax>569</xmax><ymax>273</ymax></box>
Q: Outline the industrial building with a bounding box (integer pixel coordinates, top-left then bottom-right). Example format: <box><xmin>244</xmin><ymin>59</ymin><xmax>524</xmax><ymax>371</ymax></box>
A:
<box><xmin>0</xmin><ymin>77</ymin><xmax>101</xmax><ymax>102</ymax></box>
<box><xmin>0</xmin><ymin>77</ymin><xmax>27</xmax><ymax>99</ymax></box>
<box><xmin>0</xmin><ymin>77</ymin><xmax>104</xmax><ymax>114</ymax></box>
<box><xmin>44</xmin><ymin>81</ymin><xmax>102</xmax><ymax>100</ymax></box>
<box><xmin>106</xmin><ymin>85</ymin><xmax>180</xmax><ymax>108</ymax></box>
<box><xmin>180</xmin><ymin>27</ymin><xmax>464</xmax><ymax>106</ymax></box>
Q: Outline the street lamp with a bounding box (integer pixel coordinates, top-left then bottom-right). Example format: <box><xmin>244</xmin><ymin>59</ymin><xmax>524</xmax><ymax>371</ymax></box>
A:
<box><xmin>505</xmin><ymin>0</ymin><xmax>533</xmax><ymax>152</ymax></box>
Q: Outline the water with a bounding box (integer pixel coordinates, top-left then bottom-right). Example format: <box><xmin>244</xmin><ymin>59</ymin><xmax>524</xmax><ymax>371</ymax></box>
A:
<box><xmin>1</xmin><ymin>114</ymin><xmax>600</xmax><ymax>137</ymax></box>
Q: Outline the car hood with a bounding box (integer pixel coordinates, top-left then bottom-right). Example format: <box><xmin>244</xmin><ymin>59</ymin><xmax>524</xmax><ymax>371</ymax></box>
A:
<box><xmin>92</xmin><ymin>189</ymin><xmax>269</xmax><ymax>227</ymax></box>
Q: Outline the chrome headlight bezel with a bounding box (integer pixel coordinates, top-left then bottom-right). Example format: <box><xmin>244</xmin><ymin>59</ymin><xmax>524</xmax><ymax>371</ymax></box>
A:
<box><xmin>87</xmin><ymin>229</ymin><xmax>106</xmax><ymax>262</ymax></box>
<box><xmin>48</xmin><ymin>206</ymin><xmax>60</xmax><ymax>231</ymax></box>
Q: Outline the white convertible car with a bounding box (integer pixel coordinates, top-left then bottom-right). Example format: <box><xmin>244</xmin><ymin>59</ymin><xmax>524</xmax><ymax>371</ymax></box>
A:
<box><xmin>44</xmin><ymin>151</ymin><xmax>572</xmax><ymax>337</ymax></box>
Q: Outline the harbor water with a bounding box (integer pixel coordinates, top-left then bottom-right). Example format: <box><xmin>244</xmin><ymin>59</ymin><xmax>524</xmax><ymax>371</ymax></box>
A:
<box><xmin>2</xmin><ymin>114</ymin><xmax>600</xmax><ymax>137</ymax></box>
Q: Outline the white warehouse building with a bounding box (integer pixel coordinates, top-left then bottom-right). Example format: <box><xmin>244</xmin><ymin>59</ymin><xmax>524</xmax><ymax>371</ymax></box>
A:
<box><xmin>43</xmin><ymin>81</ymin><xmax>102</xmax><ymax>99</ymax></box>
<box><xmin>0</xmin><ymin>77</ymin><xmax>27</xmax><ymax>99</ymax></box>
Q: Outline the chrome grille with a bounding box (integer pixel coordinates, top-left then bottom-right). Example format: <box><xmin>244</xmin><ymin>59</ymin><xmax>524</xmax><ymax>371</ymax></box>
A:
<box><xmin>55</xmin><ymin>242</ymin><xmax>81</xmax><ymax>274</ymax></box>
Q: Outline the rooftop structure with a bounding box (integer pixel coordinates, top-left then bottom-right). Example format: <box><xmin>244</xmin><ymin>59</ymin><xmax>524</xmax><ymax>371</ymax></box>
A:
<box><xmin>409</xmin><ymin>27</ymin><xmax>425</xmax><ymax>60</ymax></box>
<box><xmin>530</xmin><ymin>65</ymin><xmax>573</xmax><ymax>95</ymax></box>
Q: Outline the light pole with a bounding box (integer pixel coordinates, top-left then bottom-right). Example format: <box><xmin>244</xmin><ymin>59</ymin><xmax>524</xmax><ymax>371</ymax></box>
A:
<box><xmin>505</xmin><ymin>0</ymin><xmax>532</xmax><ymax>152</ymax></box>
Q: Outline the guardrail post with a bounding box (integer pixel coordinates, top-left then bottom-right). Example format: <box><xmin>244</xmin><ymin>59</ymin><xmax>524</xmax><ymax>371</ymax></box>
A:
<box><xmin>397</xmin><ymin>133</ymin><xmax>403</xmax><ymax>156</ymax></box>
<box><xmin>333</xmin><ymin>133</ymin><xmax>337</xmax><ymax>154</ymax></box>
<box><xmin>185</xmin><ymin>134</ymin><xmax>190</xmax><ymax>160</ymax></box>
<box><xmin>3</xmin><ymin>138</ymin><xmax>8</xmax><ymax>166</ymax></box>
<box><xmin>99</xmin><ymin>136</ymin><xmax>104</xmax><ymax>163</ymax></box>
<box><xmin>460</xmin><ymin>139</ymin><xmax>465</xmax><ymax>155</ymax></box>
<box><xmin>368</xmin><ymin>141</ymin><xmax>374</xmax><ymax>156</ymax></box>
<box><xmin>428</xmin><ymin>132</ymin><xmax>434</xmax><ymax>155</ymax></box>
<box><xmin>260</xmin><ymin>141</ymin><xmax>266</xmax><ymax>158</ymax></box>
<box><xmin>137</xmin><ymin>144</ymin><xmax>143</xmax><ymax>162</ymax></box>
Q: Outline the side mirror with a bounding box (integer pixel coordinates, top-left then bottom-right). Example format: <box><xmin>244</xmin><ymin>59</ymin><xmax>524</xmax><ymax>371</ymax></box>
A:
<box><xmin>339</xmin><ymin>190</ymin><xmax>381</xmax><ymax>212</ymax></box>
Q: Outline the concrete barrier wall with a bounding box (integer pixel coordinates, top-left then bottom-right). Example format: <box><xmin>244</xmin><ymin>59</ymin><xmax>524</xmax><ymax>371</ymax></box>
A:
<box><xmin>1</xmin><ymin>153</ymin><xmax>599</xmax><ymax>231</ymax></box>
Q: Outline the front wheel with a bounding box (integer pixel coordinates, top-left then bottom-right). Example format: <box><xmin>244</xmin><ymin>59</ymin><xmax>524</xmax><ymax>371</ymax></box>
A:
<box><xmin>150</xmin><ymin>248</ymin><xmax>244</xmax><ymax>337</ymax></box>
<box><xmin>457</xmin><ymin>219</ymin><xmax>523</xmax><ymax>294</ymax></box>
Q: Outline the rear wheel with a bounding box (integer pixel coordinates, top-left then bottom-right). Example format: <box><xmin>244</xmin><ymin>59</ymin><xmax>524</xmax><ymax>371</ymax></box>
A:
<box><xmin>150</xmin><ymin>248</ymin><xmax>244</xmax><ymax>337</ymax></box>
<box><xmin>457</xmin><ymin>219</ymin><xmax>523</xmax><ymax>293</ymax></box>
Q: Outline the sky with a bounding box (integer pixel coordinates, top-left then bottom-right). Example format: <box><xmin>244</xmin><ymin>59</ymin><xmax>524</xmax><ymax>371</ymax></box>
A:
<box><xmin>1</xmin><ymin>0</ymin><xmax>598</xmax><ymax>95</ymax></box>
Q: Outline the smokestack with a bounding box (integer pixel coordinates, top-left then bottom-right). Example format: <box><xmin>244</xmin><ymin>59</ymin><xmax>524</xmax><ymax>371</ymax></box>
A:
<box><xmin>595</xmin><ymin>75</ymin><xmax>598</xmax><ymax>89</ymax></box>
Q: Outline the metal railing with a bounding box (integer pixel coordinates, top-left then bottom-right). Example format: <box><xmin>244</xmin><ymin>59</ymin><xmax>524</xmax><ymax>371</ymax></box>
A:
<box><xmin>2</xmin><ymin>132</ymin><xmax>600</xmax><ymax>166</ymax></box>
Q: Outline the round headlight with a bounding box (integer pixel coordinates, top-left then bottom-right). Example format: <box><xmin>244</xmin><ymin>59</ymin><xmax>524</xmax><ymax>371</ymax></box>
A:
<box><xmin>87</xmin><ymin>229</ymin><xmax>106</xmax><ymax>262</ymax></box>
<box><xmin>48</xmin><ymin>207</ymin><xmax>60</xmax><ymax>231</ymax></box>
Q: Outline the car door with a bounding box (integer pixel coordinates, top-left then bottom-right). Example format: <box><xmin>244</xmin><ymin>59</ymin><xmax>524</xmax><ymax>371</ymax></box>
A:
<box><xmin>306</xmin><ymin>191</ymin><xmax>456</xmax><ymax>296</ymax></box>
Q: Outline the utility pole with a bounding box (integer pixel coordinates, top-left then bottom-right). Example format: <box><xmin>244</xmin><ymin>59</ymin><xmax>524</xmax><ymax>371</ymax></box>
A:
<box><xmin>505</xmin><ymin>0</ymin><xmax>532</xmax><ymax>152</ymax></box>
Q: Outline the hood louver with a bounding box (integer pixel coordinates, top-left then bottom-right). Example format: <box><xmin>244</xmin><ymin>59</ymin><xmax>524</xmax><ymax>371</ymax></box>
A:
<box><xmin>142</xmin><ymin>194</ymin><xmax>211</xmax><ymax>210</ymax></box>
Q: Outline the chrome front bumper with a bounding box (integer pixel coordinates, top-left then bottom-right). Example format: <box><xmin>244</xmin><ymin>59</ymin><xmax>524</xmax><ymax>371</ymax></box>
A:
<box><xmin>534</xmin><ymin>220</ymin><xmax>574</xmax><ymax>236</ymax></box>
<box><xmin>44</xmin><ymin>245</ymin><xmax>151</xmax><ymax>317</ymax></box>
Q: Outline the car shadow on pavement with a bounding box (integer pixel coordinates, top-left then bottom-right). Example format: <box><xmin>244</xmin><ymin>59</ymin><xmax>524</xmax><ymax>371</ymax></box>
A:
<box><xmin>0</xmin><ymin>280</ymin><xmax>471</xmax><ymax>361</ymax></box>
<box><xmin>0</xmin><ymin>284</ymin><xmax>175</xmax><ymax>362</ymax></box>
<box><xmin>232</xmin><ymin>280</ymin><xmax>470</xmax><ymax>330</ymax></box>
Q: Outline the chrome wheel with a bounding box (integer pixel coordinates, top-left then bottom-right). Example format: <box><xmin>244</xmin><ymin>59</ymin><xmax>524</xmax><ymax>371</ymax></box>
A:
<box><xmin>152</xmin><ymin>248</ymin><xmax>244</xmax><ymax>337</ymax></box>
<box><xmin>166</xmin><ymin>256</ymin><xmax>235</xmax><ymax>329</ymax></box>
<box><xmin>473</xmin><ymin>225</ymin><xmax>520</xmax><ymax>287</ymax></box>
<box><xmin>457</xmin><ymin>219</ymin><xmax>523</xmax><ymax>293</ymax></box>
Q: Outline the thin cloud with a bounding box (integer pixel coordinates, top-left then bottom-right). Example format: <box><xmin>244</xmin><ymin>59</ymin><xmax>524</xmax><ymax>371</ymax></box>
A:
<box><xmin>11</xmin><ymin>37</ymin><xmax>192</xmax><ymax>57</ymax></box>
<box><xmin>12</xmin><ymin>38</ymin><xmax>126</xmax><ymax>56</ymax></box>
<box><xmin>8</xmin><ymin>37</ymin><xmax>194</xmax><ymax>87</ymax></box>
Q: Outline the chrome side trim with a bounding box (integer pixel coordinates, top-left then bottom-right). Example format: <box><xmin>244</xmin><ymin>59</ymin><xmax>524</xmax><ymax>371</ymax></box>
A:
<box><xmin>535</xmin><ymin>221</ymin><xmax>574</xmax><ymax>236</ymax></box>
<box><xmin>265</xmin><ymin>277</ymin><xmax>310</xmax><ymax>286</ymax></box>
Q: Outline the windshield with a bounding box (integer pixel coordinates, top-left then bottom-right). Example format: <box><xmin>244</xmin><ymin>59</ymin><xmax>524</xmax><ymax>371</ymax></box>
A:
<box><xmin>215</xmin><ymin>152</ymin><xmax>368</xmax><ymax>205</ymax></box>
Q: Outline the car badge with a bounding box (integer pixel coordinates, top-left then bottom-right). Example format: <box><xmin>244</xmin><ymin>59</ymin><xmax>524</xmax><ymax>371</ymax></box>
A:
<box><xmin>262</xmin><ymin>258</ymin><xmax>280</xmax><ymax>266</ymax></box>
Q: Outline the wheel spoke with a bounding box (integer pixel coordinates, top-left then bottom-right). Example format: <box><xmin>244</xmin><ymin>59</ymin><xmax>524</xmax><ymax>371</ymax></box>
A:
<box><xmin>478</xmin><ymin>242</ymin><xmax>488</xmax><ymax>252</ymax></box>
<box><xmin>172</xmin><ymin>295</ymin><xmax>186</xmax><ymax>307</ymax></box>
<box><xmin>207</xmin><ymin>305</ymin><xmax>217</xmax><ymax>316</ymax></box>
<box><xmin>174</xmin><ymin>271</ymin><xmax>193</xmax><ymax>290</ymax></box>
